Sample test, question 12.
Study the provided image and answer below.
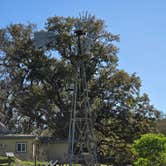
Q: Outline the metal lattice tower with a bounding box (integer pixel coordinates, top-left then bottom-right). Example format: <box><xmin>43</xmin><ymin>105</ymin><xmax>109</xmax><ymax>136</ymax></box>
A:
<box><xmin>33</xmin><ymin>15</ymin><xmax>97</xmax><ymax>165</ymax></box>
<box><xmin>68</xmin><ymin>29</ymin><xmax>97</xmax><ymax>166</ymax></box>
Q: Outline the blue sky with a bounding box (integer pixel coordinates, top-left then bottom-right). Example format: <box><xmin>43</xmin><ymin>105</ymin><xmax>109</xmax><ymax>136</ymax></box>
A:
<box><xmin>1</xmin><ymin>0</ymin><xmax>166</xmax><ymax>113</ymax></box>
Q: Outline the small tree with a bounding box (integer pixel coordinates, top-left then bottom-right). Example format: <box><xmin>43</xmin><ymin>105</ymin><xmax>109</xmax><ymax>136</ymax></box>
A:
<box><xmin>132</xmin><ymin>133</ymin><xmax>166</xmax><ymax>166</ymax></box>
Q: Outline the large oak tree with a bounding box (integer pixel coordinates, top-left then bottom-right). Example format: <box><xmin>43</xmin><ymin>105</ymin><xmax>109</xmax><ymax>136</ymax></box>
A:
<box><xmin>0</xmin><ymin>14</ymin><xmax>160</xmax><ymax>165</ymax></box>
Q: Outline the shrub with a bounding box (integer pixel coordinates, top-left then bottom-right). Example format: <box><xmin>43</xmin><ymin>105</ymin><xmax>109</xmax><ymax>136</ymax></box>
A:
<box><xmin>132</xmin><ymin>133</ymin><xmax>166</xmax><ymax>166</ymax></box>
<box><xmin>0</xmin><ymin>156</ymin><xmax>15</xmax><ymax>163</ymax></box>
<box><xmin>133</xmin><ymin>158</ymin><xmax>150</xmax><ymax>166</ymax></box>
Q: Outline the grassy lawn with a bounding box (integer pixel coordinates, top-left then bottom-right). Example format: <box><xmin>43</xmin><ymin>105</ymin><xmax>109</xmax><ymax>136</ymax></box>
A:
<box><xmin>0</xmin><ymin>156</ymin><xmax>108</xmax><ymax>166</ymax></box>
<box><xmin>0</xmin><ymin>156</ymin><xmax>46</xmax><ymax>166</ymax></box>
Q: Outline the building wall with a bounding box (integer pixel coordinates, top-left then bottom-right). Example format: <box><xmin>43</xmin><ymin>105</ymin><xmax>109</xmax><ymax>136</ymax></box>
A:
<box><xmin>38</xmin><ymin>142</ymin><xmax>68</xmax><ymax>161</ymax></box>
<box><xmin>0</xmin><ymin>136</ymin><xmax>68</xmax><ymax>162</ymax></box>
<box><xmin>0</xmin><ymin>137</ymin><xmax>34</xmax><ymax>161</ymax></box>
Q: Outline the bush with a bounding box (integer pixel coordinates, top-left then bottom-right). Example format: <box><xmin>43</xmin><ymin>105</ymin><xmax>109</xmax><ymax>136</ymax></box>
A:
<box><xmin>0</xmin><ymin>156</ymin><xmax>15</xmax><ymax>163</ymax></box>
<box><xmin>133</xmin><ymin>158</ymin><xmax>150</xmax><ymax>166</ymax></box>
<box><xmin>132</xmin><ymin>133</ymin><xmax>166</xmax><ymax>166</ymax></box>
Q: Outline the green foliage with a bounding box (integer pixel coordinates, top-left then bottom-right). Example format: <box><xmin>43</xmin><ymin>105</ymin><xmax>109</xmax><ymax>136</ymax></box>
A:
<box><xmin>0</xmin><ymin>156</ymin><xmax>15</xmax><ymax>165</ymax></box>
<box><xmin>132</xmin><ymin>133</ymin><xmax>166</xmax><ymax>166</ymax></box>
<box><xmin>133</xmin><ymin>158</ymin><xmax>150</xmax><ymax>166</ymax></box>
<box><xmin>19</xmin><ymin>160</ymin><xmax>46</xmax><ymax>166</ymax></box>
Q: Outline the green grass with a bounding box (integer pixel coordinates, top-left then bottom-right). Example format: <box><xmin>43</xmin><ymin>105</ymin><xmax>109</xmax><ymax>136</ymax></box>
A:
<box><xmin>12</xmin><ymin>160</ymin><xmax>47</xmax><ymax>166</ymax></box>
<box><xmin>21</xmin><ymin>161</ymin><xmax>46</xmax><ymax>165</ymax></box>
<box><xmin>0</xmin><ymin>156</ymin><xmax>46</xmax><ymax>166</ymax></box>
<box><xmin>0</xmin><ymin>156</ymin><xmax>108</xmax><ymax>166</ymax></box>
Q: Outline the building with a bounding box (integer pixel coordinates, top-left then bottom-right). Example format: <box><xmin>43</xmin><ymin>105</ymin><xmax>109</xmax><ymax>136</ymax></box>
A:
<box><xmin>0</xmin><ymin>134</ymin><xmax>35</xmax><ymax>160</ymax></box>
<box><xmin>36</xmin><ymin>137</ymin><xmax>68</xmax><ymax>161</ymax></box>
<box><xmin>0</xmin><ymin>123</ymin><xmax>68</xmax><ymax>161</ymax></box>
